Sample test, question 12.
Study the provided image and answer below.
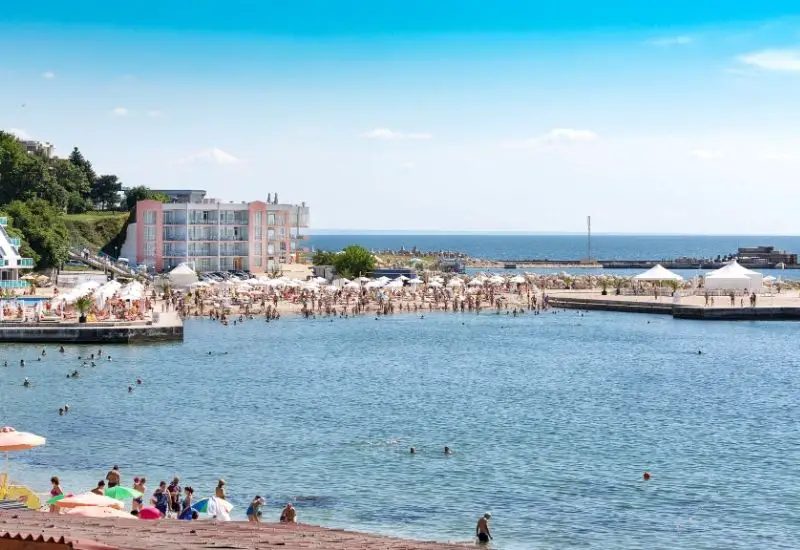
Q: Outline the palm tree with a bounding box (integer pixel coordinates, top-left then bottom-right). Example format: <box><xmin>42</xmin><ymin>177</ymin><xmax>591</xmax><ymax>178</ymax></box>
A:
<box><xmin>75</xmin><ymin>295</ymin><xmax>94</xmax><ymax>324</ymax></box>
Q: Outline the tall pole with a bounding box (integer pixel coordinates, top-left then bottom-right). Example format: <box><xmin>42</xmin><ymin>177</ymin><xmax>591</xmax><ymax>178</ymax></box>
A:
<box><xmin>587</xmin><ymin>215</ymin><xmax>592</xmax><ymax>261</ymax></box>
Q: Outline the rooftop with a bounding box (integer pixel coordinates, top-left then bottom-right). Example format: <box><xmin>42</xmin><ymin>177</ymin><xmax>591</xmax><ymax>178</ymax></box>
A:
<box><xmin>0</xmin><ymin>511</ymin><xmax>469</xmax><ymax>550</ymax></box>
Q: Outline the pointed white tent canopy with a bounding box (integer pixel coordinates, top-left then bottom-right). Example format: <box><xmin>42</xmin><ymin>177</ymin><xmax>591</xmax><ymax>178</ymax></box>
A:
<box><xmin>508</xmin><ymin>275</ymin><xmax>526</xmax><ymax>284</ymax></box>
<box><xmin>704</xmin><ymin>261</ymin><xmax>762</xmax><ymax>292</ymax></box>
<box><xmin>169</xmin><ymin>263</ymin><xmax>198</xmax><ymax>289</ymax></box>
<box><xmin>633</xmin><ymin>264</ymin><xmax>684</xmax><ymax>282</ymax></box>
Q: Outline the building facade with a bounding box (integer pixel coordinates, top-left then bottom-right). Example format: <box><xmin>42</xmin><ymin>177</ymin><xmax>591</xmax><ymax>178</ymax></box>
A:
<box><xmin>134</xmin><ymin>195</ymin><xmax>310</xmax><ymax>273</ymax></box>
<box><xmin>0</xmin><ymin>216</ymin><xmax>35</xmax><ymax>288</ymax></box>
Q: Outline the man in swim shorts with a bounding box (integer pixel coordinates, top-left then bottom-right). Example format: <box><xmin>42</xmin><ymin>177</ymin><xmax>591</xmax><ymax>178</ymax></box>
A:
<box><xmin>476</xmin><ymin>512</ymin><xmax>492</xmax><ymax>544</ymax></box>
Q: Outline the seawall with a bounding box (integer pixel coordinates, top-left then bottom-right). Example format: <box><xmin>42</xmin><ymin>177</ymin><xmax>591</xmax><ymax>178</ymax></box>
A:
<box><xmin>548</xmin><ymin>295</ymin><xmax>800</xmax><ymax>321</ymax></box>
<box><xmin>0</xmin><ymin>313</ymin><xmax>183</xmax><ymax>343</ymax></box>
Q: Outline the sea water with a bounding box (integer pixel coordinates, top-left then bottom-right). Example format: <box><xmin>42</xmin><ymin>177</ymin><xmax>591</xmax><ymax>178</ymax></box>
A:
<box><xmin>1</xmin><ymin>313</ymin><xmax>799</xmax><ymax>549</ymax></box>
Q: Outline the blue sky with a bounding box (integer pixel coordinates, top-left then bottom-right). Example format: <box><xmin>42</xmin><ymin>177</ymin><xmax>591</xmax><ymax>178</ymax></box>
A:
<box><xmin>3</xmin><ymin>1</ymin><xmax>800</xmax><ymax>233</ymax></box>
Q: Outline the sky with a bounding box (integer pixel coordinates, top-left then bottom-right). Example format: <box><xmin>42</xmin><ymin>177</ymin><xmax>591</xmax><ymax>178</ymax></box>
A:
<box><xmin>2</xmin><ymin>1</ymin><xmax>800</xmax><ymax>234</ymax></box>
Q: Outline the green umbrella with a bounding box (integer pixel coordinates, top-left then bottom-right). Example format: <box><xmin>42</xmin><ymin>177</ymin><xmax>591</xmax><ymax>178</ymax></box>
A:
<box><xmin>46</xmin><ymin>493</ymin><xmax>71</xmax><ymax>505</ymax></box>
<box><xmin>103</xmin><ymin>486</ymin><xmax>143</xmax><ymax>501</ymax></box>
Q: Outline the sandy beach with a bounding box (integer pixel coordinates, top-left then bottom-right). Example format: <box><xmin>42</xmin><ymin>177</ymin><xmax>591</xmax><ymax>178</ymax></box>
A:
<box><xmin>0</xmin><ymin>511</ymin><xmax>471</xmax><ymax>550</ymax></box>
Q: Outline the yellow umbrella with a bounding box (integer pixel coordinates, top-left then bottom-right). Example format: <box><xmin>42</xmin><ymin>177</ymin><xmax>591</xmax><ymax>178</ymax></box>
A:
<box><xmin>0</xmin><ymin>426</ymin><xmax>46</xmax><ymax>509</ymax></box>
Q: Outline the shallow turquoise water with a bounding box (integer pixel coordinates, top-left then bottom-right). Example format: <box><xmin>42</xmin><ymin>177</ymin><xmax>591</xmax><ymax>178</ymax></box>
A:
<box><xmin>1</xmin><ymin>313</ymin><xmax>800</xmax><ymax>549</ymax></box>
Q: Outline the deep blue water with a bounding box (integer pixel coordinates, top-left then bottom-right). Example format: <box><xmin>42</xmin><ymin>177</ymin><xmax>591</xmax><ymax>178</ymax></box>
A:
<box><xmin>2</xmin><ymin>314</ymin><xmax>800</xmax><ymax>549</ymax></box>
<box><xmin>308</xmin><ymin>234</ymin><xmax>800</xmax><ymax>261</ymax></box>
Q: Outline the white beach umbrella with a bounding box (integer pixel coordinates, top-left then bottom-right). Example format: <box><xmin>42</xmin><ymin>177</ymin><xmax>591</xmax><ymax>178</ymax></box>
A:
<box><xmin>488</xmin><ymin>276</ymin><xmax>505</xmax><ymax>285</ymax></box>
<box><xmin>407</xmin><ymin>278</ymin><xmax>424</xmax><ymax>285</ymax></box>
<box><xmin>386</xmin><ymin>279</ymin><xmax>404</xmax><ymax>289</ymax></box>
<box><xmin>397</xmin><ymin>275</ymin><xmax>409</xmax><ymax>281</ymax></box>
<box><xmin>447</xmin><ymin>278</ymin><xmax>465</xmax><ymax>288</ymax></box>
<box><xmin>365</xmin><ymin>280</ymin><xmax>385</xmax><ymax>289</ymax></box>
<box><xmin>344</xmin><ymin>281</ymin><xmax>362</xmax><ymax>290</ymax></box>
<box><xmin>312</xmin><ymin>276</ymin><xmax>328</xmax><ymax>284</ymax></box>
<box><xmin>509</xmin><ymin>275</ymin><xmax>526</xmax><ymax>284</ymax></box>
<box><xmin>357</xmin><ymin>276</ymin><xmax>371</xmax><ymax>282</ymax></box>
<box><xmin>428</xmin><ymin>281</ymin><xmax>443</xmax><ymax>288</ymax></box>
<box><xmin>467</xmin><ymin>278</ymin><xmax>484</xmax><ymax>287</ymax></box>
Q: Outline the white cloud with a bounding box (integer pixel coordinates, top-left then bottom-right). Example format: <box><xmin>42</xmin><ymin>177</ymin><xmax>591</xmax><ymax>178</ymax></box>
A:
<box><xmin>690</xmin><ymin>149</ymin><xmax>725</xmax><ymax>160</ymax></box>
<box><xmin>362</xmin><ymin>128</ymin><xmax>433</xmax><ymax>140</ymax></box>
<box><xmin>179</xmin><ymin>147</ymin><xmax>241</xmax><ymax>165</ymax></box>
<box><xmin>760</xmin><ymin>151</ymin><xmax>800</xmax><ymax>162</ymax></box>
<box><xmin>651</xmin><ymin>35</ymin><xmax>693</xmax><ymax>46</ymax></box>
<box><xmin>112</xmin><ymin>107</ymin><xmax>129</xmax><ymax>116</ymax></box>
<box><xmin>146</xmin><ymin>110</ymin><xmax>164</xmax><ymax>118</ymax></box>
<box><xmin>41</xmin><ymin>71</ymin><xmax>55</xmax><ymax>79</ymax></box>
<box><xmin>738</xmin><ymin>49</ymin><xmax>800</xmax><ymax>72</ymax></box>
<box><xmin>6</xmin><ymin>128</ymin><xmax>32</xmax><ymax>140</ymax></box>
<box><xmin>503</xmin><ymin>128</ymin><xmax>598</xmax><ymax>149</ymax></box>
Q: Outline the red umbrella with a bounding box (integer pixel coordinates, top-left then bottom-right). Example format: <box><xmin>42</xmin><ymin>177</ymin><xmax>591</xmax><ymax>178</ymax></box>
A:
<box><xmin>138</xmin><ymin>507</ymin><xmax>162</xmax><ymax>520</ymax></box>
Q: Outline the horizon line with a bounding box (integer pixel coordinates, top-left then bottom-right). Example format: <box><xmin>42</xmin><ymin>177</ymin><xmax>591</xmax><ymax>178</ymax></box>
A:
<box><xmin>308</xmin><ymin>229</ymin><xmax>800</xmax><ymax>237</ymax></box>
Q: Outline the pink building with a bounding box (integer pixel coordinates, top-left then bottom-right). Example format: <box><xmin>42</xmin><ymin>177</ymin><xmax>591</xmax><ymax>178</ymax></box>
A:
<box><xmin>134</xmin><ymin>192</ymin><xmax>309</xmax><ymax>273</ymax></box>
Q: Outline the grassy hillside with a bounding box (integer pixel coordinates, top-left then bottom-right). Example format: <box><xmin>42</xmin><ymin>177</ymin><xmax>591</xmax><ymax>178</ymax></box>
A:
<box><xmin>64</xmin><ymin>211</ymin><xmax>130</xmax><ymax>256</ymax></box>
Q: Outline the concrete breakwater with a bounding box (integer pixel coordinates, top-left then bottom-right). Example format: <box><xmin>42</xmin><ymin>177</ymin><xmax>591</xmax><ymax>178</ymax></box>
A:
<box><xmin>0</xmin><ymin>313</ymin><xmax>183</xmax><ymax>343</ymax></box>
<box><xmin>549</xmin><ymin>295</ymin><xmax>800</xmax><ymax>321</ymax></box>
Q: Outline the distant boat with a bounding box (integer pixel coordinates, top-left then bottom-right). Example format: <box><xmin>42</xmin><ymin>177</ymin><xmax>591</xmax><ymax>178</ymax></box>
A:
<box><xmin>504</xmin><ymin>263</ymin><xmax>517</xmax><ymax>269</ymax></box>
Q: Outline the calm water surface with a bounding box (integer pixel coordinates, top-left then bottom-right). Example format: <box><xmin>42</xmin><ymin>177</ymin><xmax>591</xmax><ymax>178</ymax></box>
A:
<box><xmin>2</xmin><ymin>314</ymin><xmax>799</xmax><ymax>549</ymax></box>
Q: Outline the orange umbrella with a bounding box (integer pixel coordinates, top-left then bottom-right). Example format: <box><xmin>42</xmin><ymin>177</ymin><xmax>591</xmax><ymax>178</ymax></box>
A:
<box><xmin>0</xmin><ymin>427</ymin><xmax>46</xmax><ymax>452</ymax></box>
<box><xmin>0</xmin><ymin>426</ymin><xmax>46</xmax><ymax>488</ymax></box>
<box><xmin>66</xmin><ymin>506</ymin><xmax>137</xmax><ymax>519</ymax></box>
<box><xmin>56</xmin><ymin>492</ymin><xmax>125</xmax><ymax>510</ymax></box>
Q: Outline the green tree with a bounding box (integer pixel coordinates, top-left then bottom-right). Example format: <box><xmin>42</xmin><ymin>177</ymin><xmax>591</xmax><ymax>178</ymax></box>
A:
<box><xmin>123</xmin><ymin>186</ymin><xmax>169</xmax><ymax>211</ymax></box>
<box><xmin>1</xmin><ymin>199</ymin><xmax>69</xmax><ymax>269</ymax></box>
<box><xmin>312</xmin><ymin>250</ymin><xmax>337</xmax><ymax>266</ymax></box>
<box><xmin>68</xmin><ymin>147</ymin><xmax>96</xmax><ymax>190</ymax></box>
<box><xmin>91</xmin><ymin>174</ymin><xmax>122</xmax><ymax>210</ymax></box>
<box><xmin>332</xmin><ymin>245</ymin><xmax>375</xmax><ymax>278</ymax></box>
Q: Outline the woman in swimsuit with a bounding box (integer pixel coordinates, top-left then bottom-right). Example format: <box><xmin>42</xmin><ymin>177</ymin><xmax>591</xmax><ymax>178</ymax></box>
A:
<box><xmin>215</xmin><ymin>479</ymin><xmax>226</xmax><ymax>500</ymax></box>
<box><xmin>49</xmin><ymin>476</ymin><xmax>63</xmax><ymax>514</ymax></box>
<box><xmin>246</xmin><ymin>495</ymin><xmax>265</xmax><ymax>522</ymax></box>
<box><xmin>132</xmin><ymin>477</ymin><xmax>146</xmax><ymax>511</ymax></box>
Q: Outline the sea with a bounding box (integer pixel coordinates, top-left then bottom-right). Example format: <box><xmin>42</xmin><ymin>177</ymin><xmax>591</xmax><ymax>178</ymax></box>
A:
<box><xmin>308</xmin><ymin>234</ymin><xmax>800</xmax><ymax>279</ymax></box>
<box><xmin>1</xmin><ymin>234</ymin><xmax>799</xmax><ymax>549</ymax></box>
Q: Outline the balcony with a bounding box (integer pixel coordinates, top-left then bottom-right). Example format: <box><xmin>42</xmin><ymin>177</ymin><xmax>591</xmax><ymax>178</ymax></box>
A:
<box><xmin>0</xmin><ymin>217</ymin><xmax>6</xmax><ymax>226</ymax></box>
<box><xmin>9</xmin><ymin>237</ymin><xmax>21</xmax><ymax>248</ymax></box>
<box><xmin>0</xmin><ymin>280</ymin><xmax>30</xmax><ymax>289</ymax></box>
<box><xmin>19</xmin><ymin>258</ymin><xmax>35</xmax><ymax>268</ymax></box>
<box><xmin>0</xmin><ymin>259</ymin><xmax>8</xmax><ymax>267</ymax></box>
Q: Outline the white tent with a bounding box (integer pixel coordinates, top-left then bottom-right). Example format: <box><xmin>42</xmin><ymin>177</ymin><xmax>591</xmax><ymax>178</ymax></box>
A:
<box><xmin>633</xmin><ymin>264</ymin><xmax>684</xmax><ymax>282</ymax></box>
<box><xmin>508</xmin><ymin>275</ymin><xmax>526</xmax><ymax>284</ymax></box>
<box><xmin>704</xmin><ymin>261</ymin><xmax>763</xmax><ymax>292</ymax></box>
<box><xmin>447</xmin><ymin>278</ymin><xmax>465</xmax><ymax>288</ymax></box>
<box><xmin>168</xmin><ymin>263</ymin><xmax>198</xmax><ymax>289</ymax></box>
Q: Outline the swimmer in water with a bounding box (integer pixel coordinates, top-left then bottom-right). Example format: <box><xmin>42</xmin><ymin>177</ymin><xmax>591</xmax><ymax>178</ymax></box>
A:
<box><xmin>20</xmin><ymin>359</ymin><xmax>25</xmax><ymax>367</ymax></box>
<box><xmin>59</xmin><ymin>346</ymin><xmax>65</xmax><ymax>353</ymax></box>
<box><xmin>41</xmin><ymin>349</ymin><xmax>46</xmax><ymax>356</ymax></box>
<box><xmin>64</xmin><ymin>404</ymin><xmax>70</xmax><ymax>413</ymax></box>
<box><xmin>59</xmin><ymin>408</ymin><xmax>64</xmax><ymax>416</ymax></box>
<box><xmin>444</xmin><ymin>446</ymin><xmax>452</xmax><ymax>455</ymax></box>
<box><xmin>410</xmin><ymin>447</ymin><xmax>416</xmax><ymax>455</ymax></box>
<box><xmin>136</xmin><ymin>379</ymin><xmax>142</xmax><ymax>385</ymax></box>
<box><xmin>107</xmin><ymin>355</ymin><xmax>112</xmax><ymax>361</ymax></box>
<box><xmin>128</xmin><ymin>386</ymin><xmax>133</xmax><ymax>393</ymax></box>
<box><xmin>643</xmin><ymin>471</ymin><xmax>651</xmax><ymax>481</ymax></box>
<box><xmin>476</xmin><ymin>513</ymin><xmax>492</xmax><ymax>544</ymax></box>
<box><xmin>23</xmin><ymin>377</ymin><xmax>30</xmax><ymax>387</ymax></box>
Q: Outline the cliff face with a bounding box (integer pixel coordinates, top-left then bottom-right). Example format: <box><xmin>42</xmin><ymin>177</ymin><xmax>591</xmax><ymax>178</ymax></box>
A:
<box><xmin>63</xmin><ymin>212</ymin><xmax>129</xmax><ymax>256</ymax></box>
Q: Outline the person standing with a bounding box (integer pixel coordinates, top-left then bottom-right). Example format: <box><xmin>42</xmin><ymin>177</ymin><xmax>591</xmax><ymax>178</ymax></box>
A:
<box><xmin>106</xmin><ymin>465</ymin><xmax>121</xmax><ymax>488</ymax></box>
<box><xmin>132</xmin><ymin>477</ymin><xmax>146</xmax><ymax>511</ymax></box>
<box><xmin>215</xmin><ymin>479</ymin><xmax>226</xmax><ymax>500</ymax></box>
<box><xmin>49</xmin><ymin>477</ymin><xmax>63</xmax><ymax>514</ymax></box>
<box><xmin>247</xmin><ymin>495</ymin><xmax>265</xmax><ymax>522</ymax></box>
<box><xmin>476</xmin><ymin>512</ymin><xmax>492</xmax><ymax>544</ymax></box>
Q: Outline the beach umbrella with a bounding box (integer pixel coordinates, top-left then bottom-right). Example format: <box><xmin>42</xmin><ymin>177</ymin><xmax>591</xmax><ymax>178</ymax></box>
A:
<box><xmin>138</xmin><ymin>506</ymin><xmax>162</xmax><ymax>520</ymax></box>
<box><xmin>357</xmin><ymin>276</ymin><xmax>371</xmax><ymax>282</ymax></box>
<box><xmin>46</xmin><ymin>492</ymin><xmax>73</xmax><ymax>506</ymax></box>
<box><xmin>467</xmin><ymin>278</ymin><xmax>484</xmax><ymax>286</ymax></box>
<box><xmin>0</xmin><ymin>426</ymin><xmax>46</xmax><ymax>476</ymax></box>
<box><xmin>66</xmin><ymin>506</ymin><xmax>136</xmax><ymax>519</ymax></box>
<box><xmin>104</xmin><ymin>485</ymin><xmax>143</xmax><ymax>501</ymax></box>
<box><xmin>192</xmin><ymin>496</ymin><xmax>233</xmax><ymax>520</ymax></box>
<box><xmin>397</xmin><ymin>275</ymin><xmax>409</xmax><ymax>281</ymax></box>
<box><xmin>447</xmin><ymin>278</ymin><xmax>464</xmax><ymax>288</ymax></box>
<box><xmin>56</xmin><ymin>492</ymin><xmax>124</xmax><ymax>510</ymax></box>
<box><xmin>509</xmin><ymin>275</ymin><xmax>526</xmax><ymax>284</ymax></box>
<box><xmin>312</xmin><ymin>276</ymin><xmax>328</xmax><ymax>284</ymax></box>
<box><xmin>407</xmin><ymin>278</ymin><xmax>424</xmax><ymax>285</ymax></box>
<box><xmin>428</xmin><ymin>281</ymin><xmax>443</xmax><ymax>288</ymax></box>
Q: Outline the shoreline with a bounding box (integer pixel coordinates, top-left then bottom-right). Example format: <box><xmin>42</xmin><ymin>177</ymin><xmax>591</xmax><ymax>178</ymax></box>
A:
<box><xmin>0</xmin><ymin>511</ymin><xmax>472</xmax><ymax>550</ymax></box>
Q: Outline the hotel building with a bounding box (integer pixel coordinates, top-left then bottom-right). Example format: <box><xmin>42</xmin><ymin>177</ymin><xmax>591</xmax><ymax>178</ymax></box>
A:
<box><xmin>134</xmin><ymin>190</ymin><xmax>309</xmax><ymax>273</ymax></box>
<box><xmin>0</xmin><ymin>216</ymin><xmax>35</xmax><ymax>288</ymax></box>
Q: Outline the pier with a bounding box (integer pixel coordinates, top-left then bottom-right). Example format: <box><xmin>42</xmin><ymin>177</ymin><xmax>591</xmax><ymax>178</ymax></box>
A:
<box><xmin>0</xmin><ymin>311</ymin><xmax>183</xmax><ymax>343</ymax></box>
<box><xmin>548</xmin><ymin>291</ymin><xmax>800</xmax><ymax>321</ymax></box>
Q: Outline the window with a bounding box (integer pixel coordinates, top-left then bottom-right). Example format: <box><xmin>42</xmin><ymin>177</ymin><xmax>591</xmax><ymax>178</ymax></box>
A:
<box><xmin>254</xmin><ymin>256</ymin><xmax>262</xmax><ymax>267</ymax></box>
<box><xmin>143</xmin><ymin>210</ymin><xmax>156</xmax><ymax>224</ymax></box>
<box><xmin>144</xmin><ymin>226</ymin><xmax>156</xmax><ymax>241</ymax></box>
<box><xmin>144</xmin><ymin>242</ymin><xmax>156</xmax><ymax>255</ymax></box>
<box><xmin>267</xmin><ymin>212</ymin><xmax>275</xmax><ymax>225</ymax></box>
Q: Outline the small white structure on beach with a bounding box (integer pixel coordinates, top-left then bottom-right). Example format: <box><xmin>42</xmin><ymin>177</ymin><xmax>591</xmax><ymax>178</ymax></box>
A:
<box><xmin>633</xmin><ymin>264</ymin><xmax>684</xmax><ymax>282</ymax></box>
<box><xmin>168</xmin><ymin>263</ymin><xmax>199</xmax><ymax>289</ymax></box>
<box><xmin>704</xmin><ymin>261</ymin><xmax>763</xmax><ymax>292</ymax></box>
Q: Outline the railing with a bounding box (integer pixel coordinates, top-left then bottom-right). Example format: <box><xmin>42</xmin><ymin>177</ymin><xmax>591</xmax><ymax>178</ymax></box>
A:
<box><xmin>19</xmin><ymin>258</ymin><xmax>35</xmax><ymax>268</ymax></box>
<box><xmin>0</xmin><ymin>217</ymin><xmax>6</xmax><ymax>226</ymax></box>
<box><xmin>0</xmin><ymin>280</ymin><xmax>29</xmax><ymax>289</ymax></box>
<box><xmin>9</xmin><ymin>237</ymin><xmax>21</xmax><ymax>248</ymax></box>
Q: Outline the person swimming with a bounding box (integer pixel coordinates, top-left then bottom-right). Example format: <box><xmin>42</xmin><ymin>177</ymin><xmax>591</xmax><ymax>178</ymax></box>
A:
<box><xmin>136</xmin><ymin>379</ymin><xmax>143</xmax><ymax>385</ymax></box>
<box><xmin>410</xmin><ymin>447</ymin><xmax>416</xmax><ymax>455</ymax></box>
<box><xmin>444</xmin><ymin>446</ymin><xmax>452</xmax><ymax>455</ymax></box>
<box><xmin>20</xmin><ymin>359</ymin><xmax>25</xmax><ymax>367</ymax></box>
<box><xmin>23</xmin><ymin>377</ymin><xmax>30</xmax><ymax>387</ymax></box>
<box><xmin>128</xmin><ymin>386</ymin><xmax>133</xmax><ymax>393</ymax></box>
<box><xmin>59</xmin><ymin>346</ymin><xmax>65</xmax><ymax>353</ymax></box>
